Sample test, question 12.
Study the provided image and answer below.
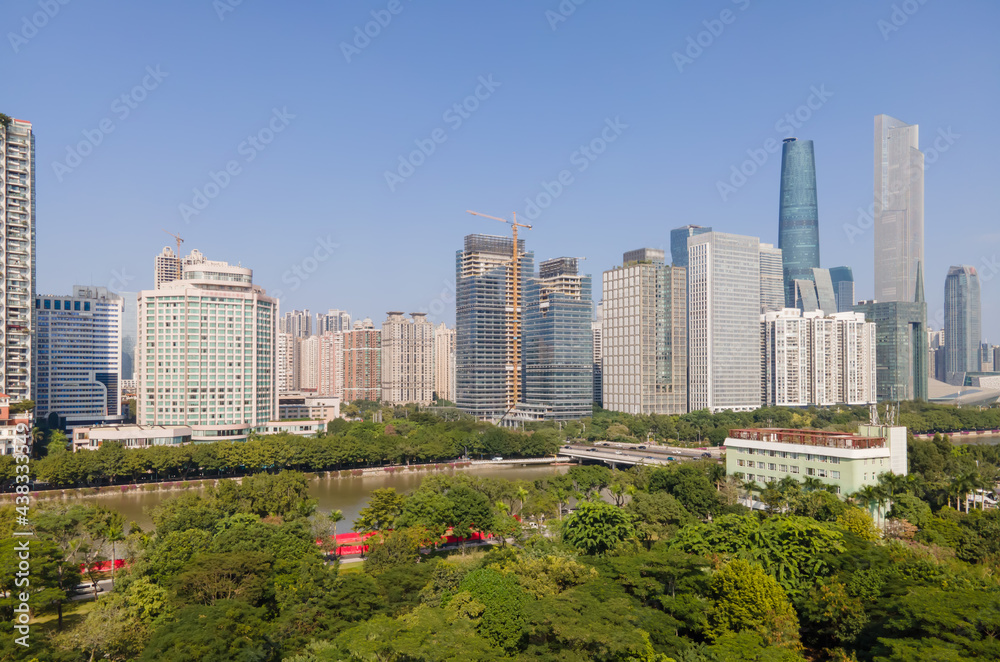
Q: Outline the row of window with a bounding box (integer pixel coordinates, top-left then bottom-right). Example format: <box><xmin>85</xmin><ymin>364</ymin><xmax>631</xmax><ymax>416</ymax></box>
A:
<box><xmin>737</xmin><ymin>459</ymin><xmax>841</xmax><ymax>480</ymax></box>
<box><xmin>36</xmin><ymin>299</ymin><xmax>92</xmax><ymax>311</ymax></box>
<box><xmin>731</xmin><ymin>446</ymin><xmax>841</xmax><ymax>463</ymax></box>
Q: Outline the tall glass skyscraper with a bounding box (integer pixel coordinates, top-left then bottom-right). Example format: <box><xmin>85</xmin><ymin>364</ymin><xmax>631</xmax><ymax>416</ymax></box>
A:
<box><xmin>455</xmin><ymin>234</ymin><xmax>534</xmax><ymax>418</ymax></box>
<box><xmin>874</xmin><ymin>114</ymin><xmax>924</xmax><ymax>303</ymax></box>
<box><xmin>778</xmin><ymin>138</ymin><xmax>820</xmax><ymax>307</ymax></box>
<box><xmin>670</xmin><ymin>225</ymin><xmax>711</xmax><ymax>267</ymax></box>
<box><xmin>522</xmin><ymin>258</ymin><xmax>593</xmax><ymax>420</ymax></box>
<box><xmin>829</xmin><ymin>266</ymin><xmax>855</xmax><ymax>313</ymax></box>
<box><xmin>944</xmin><ymin>265</ymin><xmax>981</xmax><ymax>384</ymax></box>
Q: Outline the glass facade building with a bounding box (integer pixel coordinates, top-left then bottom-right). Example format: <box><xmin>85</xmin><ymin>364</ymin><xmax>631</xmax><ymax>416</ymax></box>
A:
<box><xmin>829</xmin><ymin>266</ymin><xmax>855</xmax><ymax>313</ymax></box>
<box><xmin>854</xmin><ymin>264</ymin><xmax>928</xmax><ymax>401</ymax></box>
<box><xmin>670</xmin><ymin>225</ymin><xmax>711</xmax><ymax>268</ymax></box>
<box><xmin>874</xmin><ymin>114</ymin><xmax>924</xmax><ymax>303</ymax></box>
<box><xmin>34</xmin><ymin>286</ymin><xmax>124</xmax><ymax>425</ymax></box>
<box><xmin>778</xmin><ymin>138</ymin><xmax>820</xmax><ymax>307</ymax></box>
<box><xmin>944</xmin><ymin>265</ymin><xmax>981</xmax><ymax>384</ymax></box>
<box><xmin>522</xmin><ymin>258</ymin><xmax>593</xmax><ymax>419</ymax></box>
<box><xmin>456</xmin><ymin>234</ymin><xmax>534</xmax><ymax>419</ymax></box>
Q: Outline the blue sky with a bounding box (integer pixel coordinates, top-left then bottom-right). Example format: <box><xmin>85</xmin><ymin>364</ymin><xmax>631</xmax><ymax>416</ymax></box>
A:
<box><xmin>3</xmin><ymin>0</ymin><xmax>998</xmax><ymax>338</ymax></box>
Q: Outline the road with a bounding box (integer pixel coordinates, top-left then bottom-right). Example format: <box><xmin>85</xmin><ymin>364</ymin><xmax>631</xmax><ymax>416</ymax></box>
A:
<box><xmin>558</xmin><ymin>441</ymin><xmax>721</xmax><ymax>467</ymax></box>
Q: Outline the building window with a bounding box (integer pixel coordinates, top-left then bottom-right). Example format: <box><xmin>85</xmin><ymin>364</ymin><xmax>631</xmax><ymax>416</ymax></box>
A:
<box><xmin>74</xmin><ymin>301</ymin><xmax>81</xmax><ymax>311</ymax></box>
<box><xmin>44</xmin><ymin>300</ymin><xmax>51</xmax><ymax>309</ymax></box>
<box><xmin>54</xmin><ymin>300</ymin><xmax>60</xmax><ymax>310</ymax></box>
<box><xmin>737</xmin><ymin>459</ymin><xmax>745</xmax><ymax>467</ymax></box>
<box><xmin>790</xmin><ymin>466</ymin><xmax>800</xmax><ymax>474</ymax></box>
<box><xmin>831</xmin><ymin>471</ymin><xmax>841</xmax><ymax>479</ymax></box>
<box><xmin>806</xmin><ymin>468</ymin><xmax>815</xmax><ymax>476</ymax></box>
<box><xmin>85</xmin><ymin>302</ymin><xmax>90</xmax><ymax>311</ymax></box>
<box><xmin>779</xmin><ymin>464</ymin><xmax>788</xmax><ymax>472</ymax></box>
<box><xmin>768</xmin><ymin>463</ymin><xmax>776</xmax><ymax>471</ymax></box>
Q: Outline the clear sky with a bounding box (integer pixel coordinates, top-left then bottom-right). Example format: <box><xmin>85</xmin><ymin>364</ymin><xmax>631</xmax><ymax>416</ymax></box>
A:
<box><xmin>3</xmin><ymin>0</ymin><xmax>998</xmax><ymax>338</ymax></box>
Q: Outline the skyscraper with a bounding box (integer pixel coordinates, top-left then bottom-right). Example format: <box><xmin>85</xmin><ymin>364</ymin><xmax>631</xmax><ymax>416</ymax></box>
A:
<box><xmin>317</xmin><ymin>309</ymin><xmax>351</xmax><ymax>334</ymax></box>
<box><xmin>456</xmin><ymin>234</ymin><xmax>534</xmax><ymax>418</ymax></box>
<box><xmin>759</xmin><ymin>243</ymin><xmax>785</xmax><ymax>313</ymax></box>
<box><xmin>602</xmin><ymin>249</ymin><xmax>686</xmax><ymax>415</ymax></box>
<box><xmin>778</xmin><ymin>138</ymin><xmax>820</xmax><ymax>306</ymax></box>
<box><xmin>381</xmin><ymin>312</ymin><xmax>435</xmax><ymax>405</ymax></box>
<box><xmin>944</xmin><ymin>265</ymin><xmax>981</xmax><ymax>384</ymax></box>
<box><xmin>137</xmin><ymin>254</ymin><xmax>278</xmax><ymax>441</ymax></box>
<box><xmin>154</xmin><ymin>246</ymin><xmax>181</xmax><ymax>289</ymax></box>
<box><xmin>120</xmin><ymin>292</ymin><xmax>138</xmax><ymax>380</ymax></box>
<box><xmin>277</xmin><ymin>332</ymin><xmax>297</xmax><ymax>393</ymax></box>
<box><xmin>670</xmin><ymin>225</ymin><xmax>711</xmax><ymax>268</ymax></box>
<box><xmin>318</xmin><ymin>332</ymin><xmax>344</xmax><ymax>398</ymax></box>
<box><xmin>433</xmin><ymin>323</ymin><xmax>456</xmax><ymax>403</ymax></box>
<box><xmin>281</xmin><ymin>310</ymin><xmax>312</xmax><ymax>338</ymax></box>
<box><xmin>34</xmin><ymin>286</ymin><xmax>124</xmax><ymax>426</ymax></box>
<box><xmin>829</xmin><ymin>266</ymin><xmax>855</xmax><ymax>313</ymax></box>
<box><xmin>874</xmin><ymin>114</ymin><xmax>925</xmax><ymax>303</ymax></box>
<box><xmin>591</xmin><ymin>303</ymin><xmax>603</xmax><ymax>408</ymax></box>
<box><xmin>1</xmin><ymin>116</ymin><xmax>36</xmax><ymax>403</ymax></box>
<box><xmin>522</xmin><ymin>257</ymin><xmax>593</xmax><ymax>420</ymax></box>
<box><xmin>854</xmin><ymin>263</ymin><xmax>928</xmax><ymax>402</ymax></box>
<box><xmin>688</xmin><ymin>232</ymin><xmax>762</xmax><ymax>413</ymax></box>
<box><xmin>298</xmin><ymin>336</ymin><xmax>320</xmax><ymax>391</ymax></box>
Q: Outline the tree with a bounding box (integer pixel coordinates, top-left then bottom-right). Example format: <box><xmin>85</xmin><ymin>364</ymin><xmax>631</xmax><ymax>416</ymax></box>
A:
<box><xmin>562</xmin><ymin>501</ymin><xmax>635</xmax><ymax>556</ymax></box>
<box><xmin>448</xmin><ymin>484</ymin><xmax>494</xmax><ymax>550</ymax></box>
<box><xmin>362</xmin><ymin>528</ymin><xmax>421</xmax><ymax>576</ymax></box>
<box><xmin>707</xmin><ymin>559</ymin><xmax>801</xmax><ymax>650</ymax></box>
<box><xmin>625</xmin><ymin>491</ymin><xmax>695</xmax><ymax>547</ymax></box>
<box><xmin>354</xmin><ymin>488</ymin><xmax>405</xmax><ymax>532</ymax></box>
<box><xmin>326</xmin><ymin>510</ymin><xmax>344</xmax><ymax>556</ymax></box>
<box><xmin>140</xmin><ymin>600</ymin><xmax>279</xmax><ymax>662</ymax></box>
<box><xmin>459</xmin><ymin>568</ymin><xmax>530</xmax><ymax>653</ymax></box>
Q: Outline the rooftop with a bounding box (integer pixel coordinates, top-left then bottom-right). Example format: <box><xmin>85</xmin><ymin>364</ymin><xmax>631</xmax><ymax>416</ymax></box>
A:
<box><xmin>728</xmin><ymin>428</ymin><xmax>886</xmax><ymax>450</ymax></box>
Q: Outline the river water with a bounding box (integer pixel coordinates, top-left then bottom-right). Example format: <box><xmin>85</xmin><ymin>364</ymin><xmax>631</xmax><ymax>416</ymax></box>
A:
<box><xmin>76</xmin><ymin>464</ymin><xmax>570</xmax><ymax>531</ymax></box>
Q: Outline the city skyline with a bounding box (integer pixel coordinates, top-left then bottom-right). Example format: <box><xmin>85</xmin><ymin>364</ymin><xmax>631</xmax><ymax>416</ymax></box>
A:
<box><xmin>2</xmin><ymin>2</ymin><xmax>996</xmax><ymax>339</ymax></box>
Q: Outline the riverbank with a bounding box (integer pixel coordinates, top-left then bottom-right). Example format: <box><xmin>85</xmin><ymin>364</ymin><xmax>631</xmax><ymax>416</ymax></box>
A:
<box><xmin>7</xmin><ymin>456</ymin><xmax>568</xmax><ymax>505</ymax></box>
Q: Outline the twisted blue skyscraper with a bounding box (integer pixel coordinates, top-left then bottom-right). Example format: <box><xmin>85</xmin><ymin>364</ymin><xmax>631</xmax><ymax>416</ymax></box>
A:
<box><xmin>778</xmin><ymin>138</ymin><xmax>820</xmax><ymax>307</ymax></box>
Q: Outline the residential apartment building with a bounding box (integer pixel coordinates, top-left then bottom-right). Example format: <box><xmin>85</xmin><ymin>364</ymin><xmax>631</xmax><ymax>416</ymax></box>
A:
<box><xmin>381</xmin><ymin>312</ymin><xmax>435</xmax><ymax>405</ymax></box>
<box><xmin>433</xmin><ymin>323</ymin><xmax>456</xmax><ymax>403</ymax></box>
<box><xmin>277</xmin><ymin>332</ymin><xmax>297</xmax><ymax>393</ymax></box>
<box><xmin>154</xmin><ymin>246</ymin><xmax>181</xmax><ymax>289</ymax></box>
<box><xmin>1</xmin><ymin>116</ymin><xmax>36</xmax><ymax>403</ymax></box>
<box><xmin>725</xmin><ymin>424</ymin><xmax>907</xmax><ymax>496</ymax></box>
<box><xmin>343</xmin><ymin>319</ymin><xmax>380</xmax><ymax>402</ymax></box>
<box><xmin>319</xmin><ymin>332</ymin><xmax>344</xmax><ymax>398</ymax></box>
<box><xmin>280</xmin><ymin>309</ymin><xmax>312</xmax><ymax>338</ymax></box>
<box><xmin>298</xmin><ymin>335</ymin><xmax>320</xmax><ymax>391</ymax></box>
<box><xmin>761</xmin><ymin>309</ymin><xmax>876</xmax><ymax>407</ymax></box>
<box><xmin>601</xmin><ymin>249</ymin><xmax>686</xmax><ymax>415</ymax></box>
<box><xmin>34</xmin><ymin>286</ymin><xmax>124</xmax><ymax>426</ymax></box>
<box><xmin>317</xmin><ymin>309</ymin><xmax>351</xmax><ymax>334</ymax></box>
<box><xmin>522</xmin><ymin>257</ymin><xmax>593</xmax><ymax>420</ymax></box>
<box><xmin>136</xmin><ymin>253</ymin><xmax>278</xmax><ymax>442</ymax></box>
<box><xmin>688</xmin><ymin>232</ymin><xmax>763</xmax><ymax>412</ymax></box>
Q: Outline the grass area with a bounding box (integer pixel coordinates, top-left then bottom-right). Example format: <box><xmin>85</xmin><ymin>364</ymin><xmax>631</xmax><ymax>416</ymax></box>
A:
<box><xmin>32</xmin><ymin>598</ymin><xmax>97</xmax><ymax>635</ymax></box>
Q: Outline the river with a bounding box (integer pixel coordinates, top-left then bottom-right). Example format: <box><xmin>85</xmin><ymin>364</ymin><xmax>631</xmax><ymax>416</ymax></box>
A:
<box><xmin>79</xmin><ymin>464</ymin><xmax>570</xmax><ymax>531</ymax></box>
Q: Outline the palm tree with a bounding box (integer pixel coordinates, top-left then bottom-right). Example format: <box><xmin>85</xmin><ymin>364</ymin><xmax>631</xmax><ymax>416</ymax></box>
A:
<box><xmin>741</xmin><ymin>479</ymin><xmax>760</xmax><ymax>508</ymax></box>
<box><xmin>856</xmin><ymin>485</ymin><xmax>879</xmax><ymax>522</ymax></box>
<box><xmin>104</xmin><ymin>513</ymin><xmax>126</xmax><ymax>588</ymax></box>
<box><xmin>951</xmin><ymin>473</ymin><xmax>977</xmax><ymax>513</ymax></box>
<box><xmin>801</xmin><ymin>476</ymin><xmax>824</xmax><ymax>493</ymax></box>
<box><xmin>515</xmin><ymin>486</ymin><xmax>529</xmax><ymax>516</ymax></box>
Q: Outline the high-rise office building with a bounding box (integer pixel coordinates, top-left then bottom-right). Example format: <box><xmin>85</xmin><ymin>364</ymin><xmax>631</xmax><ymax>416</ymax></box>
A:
<box><xmin>592</xmin><ymin>303</ymin><xmax>603</xmax><ymax>407</ymax></box>
<box><xmin>343</xmin><ymin>319</ymin><xmax>380</xmax><ymax>402</ymax></box>
<box><xmin>120</xmin><ymin>292</ymin><xmax>138</xmax><ymax>380</ymax></box>
<box><xmin>602</xmin><ymin>249</ymin><xmax>686</xmax><ymax>415</ymax></box>
<box><xmin>433</xmin><ymin>323</ymin><xmax>456</xmax><ymax>403</ymax></box>
<box><xmin>874</xmin><ymin>114</ymin><xmax>924</xmax><ymax>303</ymax></box>
<box><xmin>522</xmin><ymin>258</ymin><xmax>593</xmax><ymax>420</ymax></box>
<box><xmin>34</xmin><ymin>286</ymin><xmax>124</xmax><ymax>426</ymax></box>
<box><xmin>761</xmin><ymin>309</ymin><xmax>876</xmax><ymax>407</ymax></box>
<box><xmin>317</xmin><ymin>309</ymin><xmax>351</xmax><ymax>334</ymax></box>
<box><xmin>829</xmin><ymin>266</ymin><xmax>855</xmax><ymax>313</ymax></box>
<box><xmin>670</xmin><ymin>225</ymin><xmax>711</xmax><ymax>268</ymax></box>
<box><xmin>944</xmin><ymin>265</ymin><xmax>982</xmax><ymax>384</ymax></box>
<box><xmin>1</xmin><ymin>116</ymin><xmax>36</xmax><ymax>403</ymax></box>
<box><xmin>854</xmin><ymin>264</ymin><xmax>928</xmax><ymax>402</ymax></box>
<box><xmin>778</xmin><ymin>138</ymin><xmax>820</xmax><ymax>306</ymax></box>
<box><xmin>792</xmin><ymin>267</ymin><xmax>838</xmax><ymax>314</ymax></box>
<box><xmin>280</xmin><ymin>310</ymin><xmax>312</xmax><ymax>338</ymax></box>
<box><xmin>381</xmin><ymin>312</ymin><xmax>435</xmax><ymax>405</ymax></box>
<box><xmin>759</xmin><ymin>243</ymin><xmax>785</xmax><ymax>313</ymax></box>
<box><xmin>456</xmin><ymin>234</ymin><xmax>534</xmax><ymax>418</ymax></box>
<box><xmin>981</xmin><ymin>343</ymin><xmax>994</xmax><ymax>373</ymax></box>
<box><xmin>137</xmin><ymin>254</ymin><xmax>278</xmax><ymax>442</ymax></box>
<box><xmin>994</xmin><ymin>347</ymin><xmax>1000</xmax><ymax>375</ymax></box>
<box><xmin>688</xmin><ymin>232</ymin><xmax>762</xmax><ymax>413</ymax></box>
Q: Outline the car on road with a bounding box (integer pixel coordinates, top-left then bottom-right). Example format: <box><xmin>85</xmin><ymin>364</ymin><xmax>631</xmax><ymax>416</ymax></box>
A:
<box><xmin>645</xmin><ymin>455</ymin><xmax>655</xmax><ymax>460</ymax></box>
<box><xmin>701</xmin><ymin>452</ymin><xmax>712</xmax><ymax>458</ymax></box>
<box><xmin>492</xmin><ymin>456</ymin><xmax>503</xmax><ymax>461</ymax></box>
<box><xmin>614</xmin><ymin>451</ymin><xmax>624</xmax><ymax>455</ymax></box>
<box><xmin>666</xmin><ymin>456</ymin><xmax>674</xmax><ymax>461</ymax></box>
<box><xmin>637</xmin><ymin>445</ymin><xmax>646</xmax><ymax>450</ymax></box>
<box><xmin>589</xmin><ymin>447</ymin><xmax>598</xmax><ymax>451</ymax></box>
<box><xmin>600</xmin><ymin>442</ymin><xmax>611</xmax><ymax>446</ymax></box>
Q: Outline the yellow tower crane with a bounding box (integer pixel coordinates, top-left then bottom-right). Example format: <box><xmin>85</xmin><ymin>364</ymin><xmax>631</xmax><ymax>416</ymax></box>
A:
<box><xmin>466</xmin><ymin>210</ymin><xmax>532</xmax><ymax>408</ymax></box>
